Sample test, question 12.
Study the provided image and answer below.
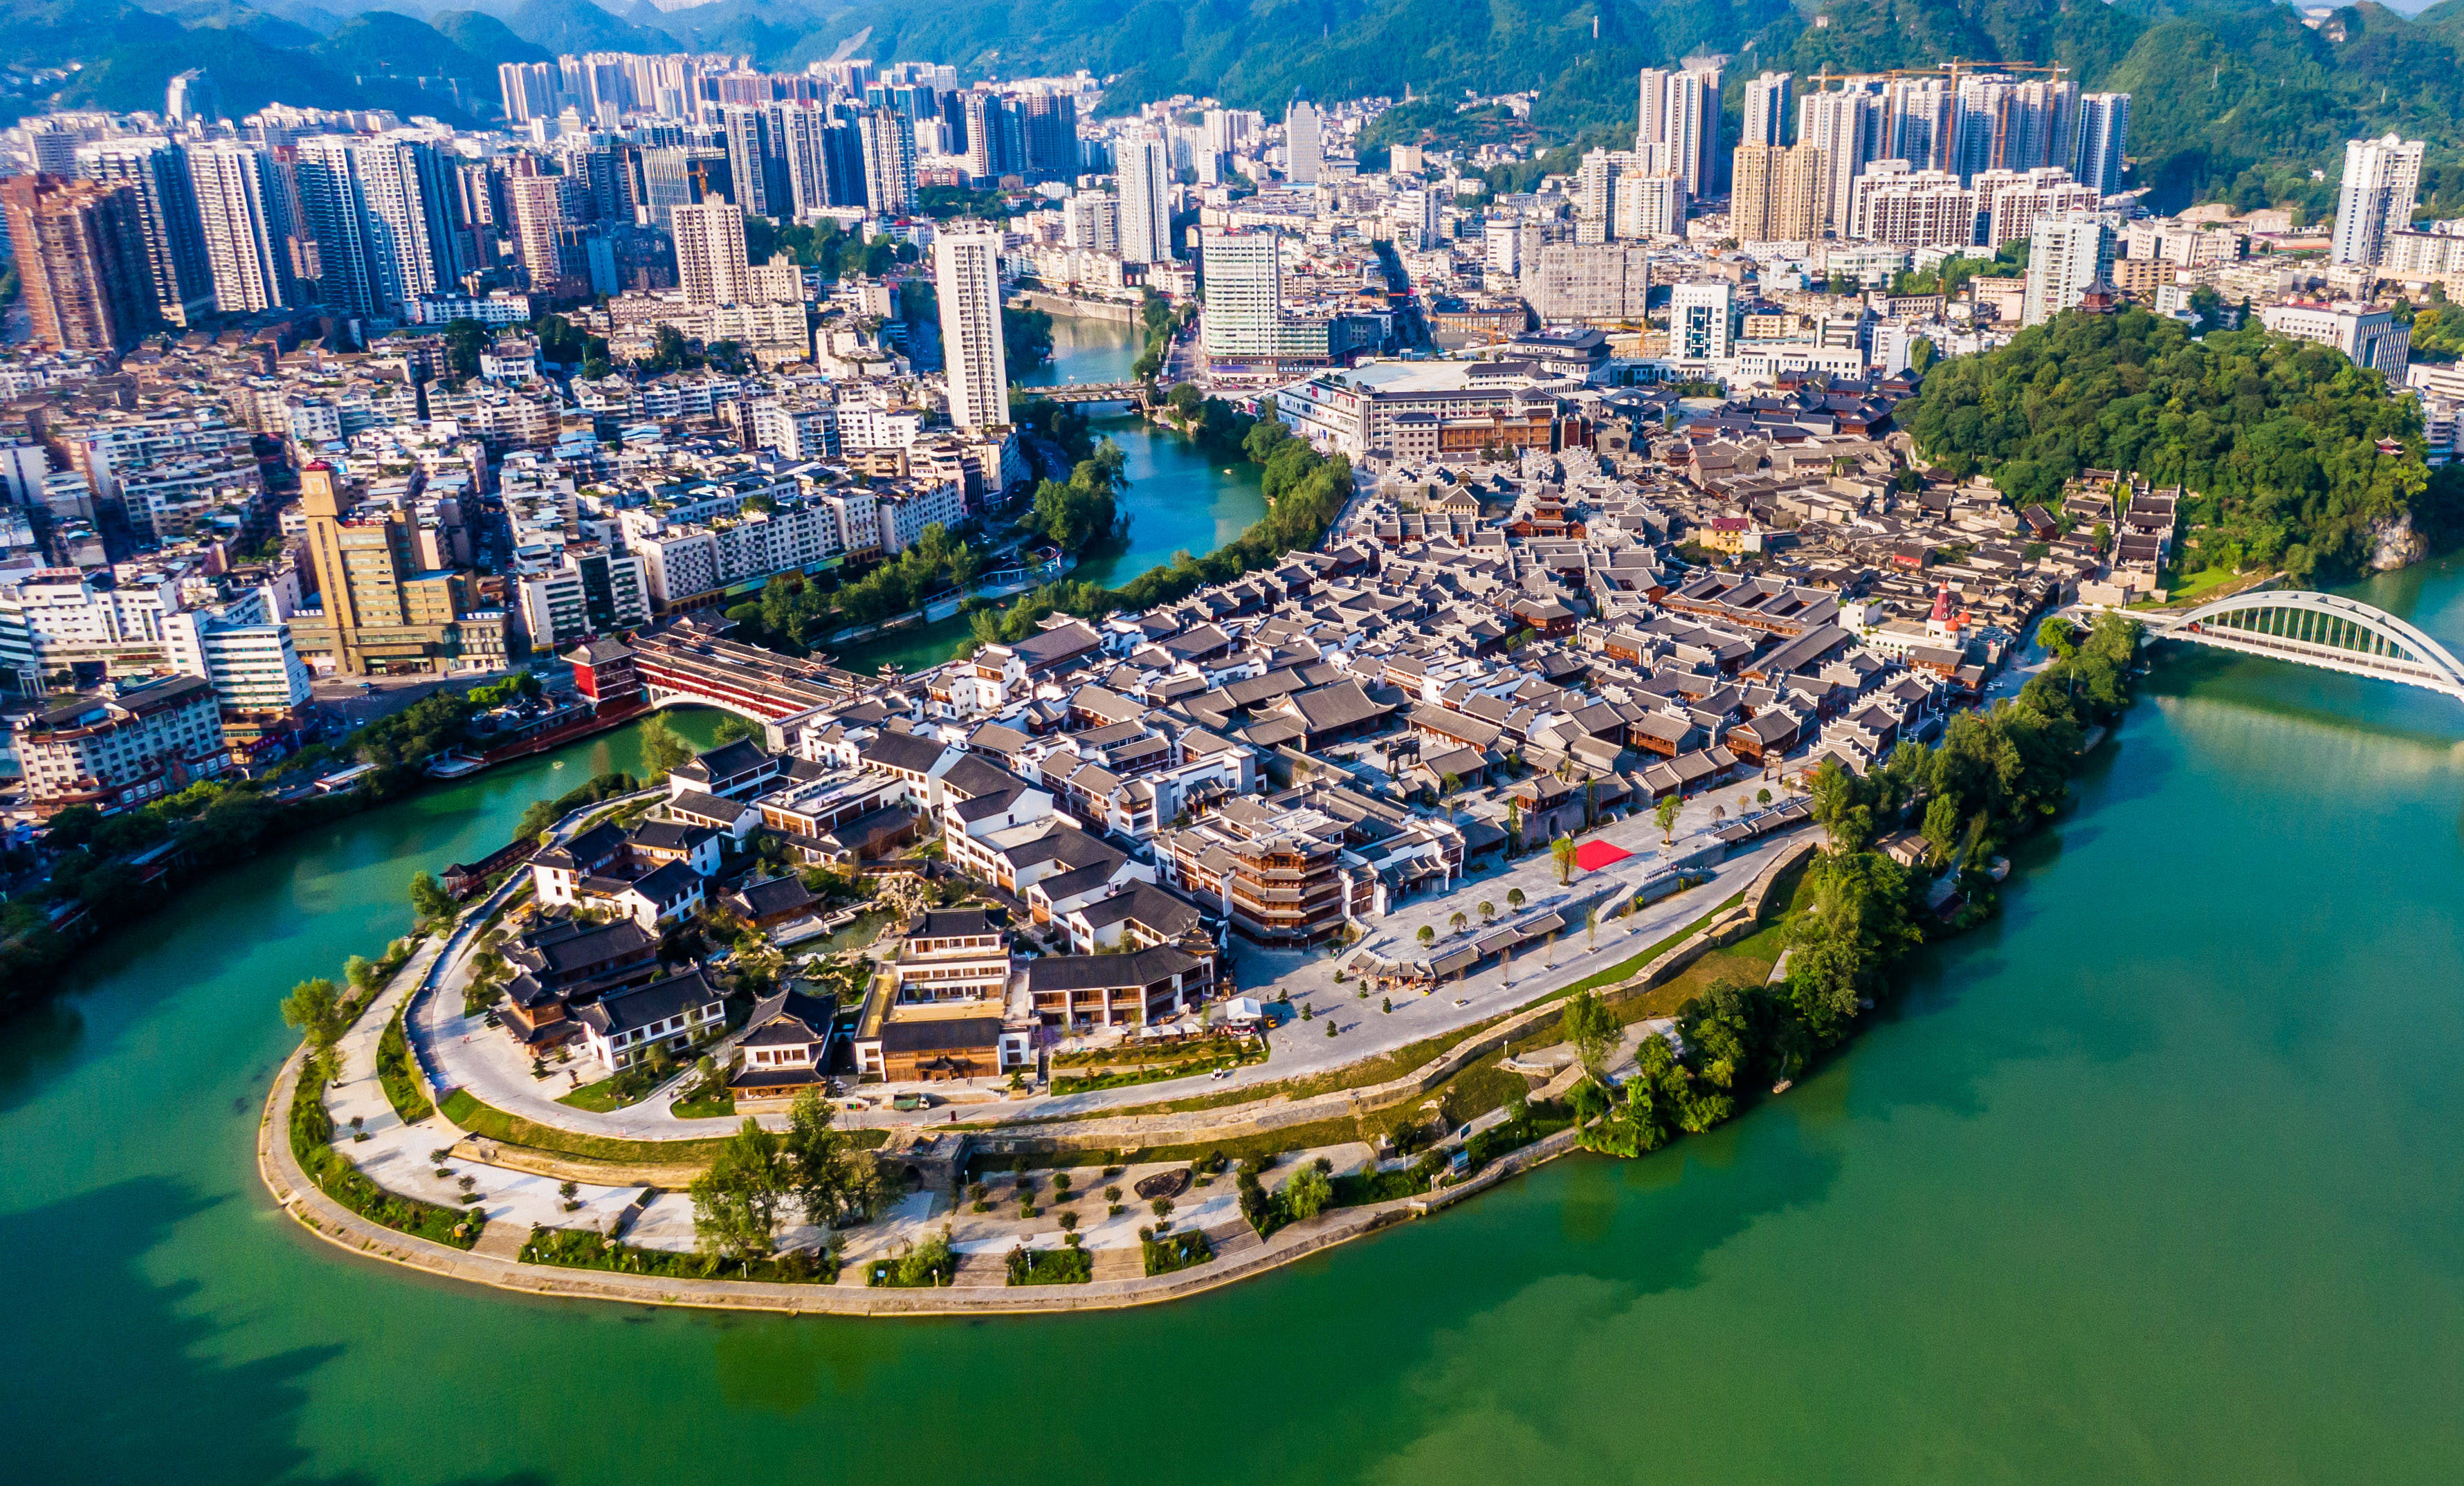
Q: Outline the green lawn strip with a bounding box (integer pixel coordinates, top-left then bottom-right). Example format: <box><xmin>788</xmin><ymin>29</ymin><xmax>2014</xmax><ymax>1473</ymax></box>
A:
<box><xmin>520</xmin><ymin>1224</ymin><xmax>836</xmax><ymax>1283</ymax></box>
<box><xmin>1142</xmin><ymin>1230</ymin><xmax>1214</xmax><ymax>1276</ymax></box>
<box><xmin>555</xmin><ymin>1074</ymin><xmax>648</xmax><ymax>1113</ymax></box>
<box><xmin>374</xmin><ymin>1009</ymin><xmax>434</xmax><ymax>1124</ymax></box>
<box><xmin>440</xmin><ymin>1088</ymin><xmax>738</xmax><ymax>1165</ymax></box>
<box><xmin>1005</xmin><ymin>1244</ymin><xmax>1093</xmax><ymax>1285</ymax></box>
<box><xmin>1052</xmin><ymin>1048</ymin><xmax>1260</xmax><ymax>1096</ymax></box>
<box><xmin>670</xmin><ymin>1091</ymin><xmax>736</xmax><ymax>1120</ymax></box>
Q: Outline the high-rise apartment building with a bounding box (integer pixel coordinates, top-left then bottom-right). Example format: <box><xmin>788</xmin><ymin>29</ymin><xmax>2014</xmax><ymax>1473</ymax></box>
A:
<box><xmin>1637</xmin><ymin>66</ymin><xmax>1719</xmax><ymax>199</ymax></box>
<box><xmin>671</xmin><ymin>200</ymin><xmax>750</xmax><ymax>306</ymax></box>
<box><xmin>772</xmin><ymin>102</ymin><xmax>835</xmax><ymax>219</ymax></box>
<box><xmin>2023</xmin><ymin>212</ymin><xmax>2115</xmax><ymax>327</ymax></box>
<box><xmin>1731</xmin><ymin>142</ymin><xmax>1825</xmax><ymax>244</ymax></box>
<box><xmin>165</xmin><ymin>70</ymin><xmax>223</xmax><ymax>127</ymax></box>
<box><xmin>1</xmin><ymin>174</ymin><xmax>152</xmax><ymax>352</ymax></box>
<box><xmin>1741</xmin><ymin>72</ymin><xmax>1794</xmax><ymax>149</ymax></box>
<box><xmin>504</xmin><ymin>172</ymin><xmax>576</xmax><ymax>293</ymax></box>
<box><xmin>1974</xmin><ymin>167</ymin><xmax>2099</xmax><ymax>250</ymax></box>
<box><xmin>185</xmin><ymin>143</ymin><xmax>291</xmax><ymax>313</ymax></box>
<box><xmin>75</xmin><ymin>138</ymin><xmax>214</xmax><ymax>328</ymax></box>
<box><xmin>718</xmin><ymin>104</ymin><xmax>785</xmax><ymax>218</ymax></box>
<box><xmin>2330</xmin><ymin>134</ymin><xmax>2425</xmax><ymax>268</ymax></box>
<box><xmin>1612</xmin><ymin>171</ymin><xmax>1682</xmax><ymax>240</ymax></box>
<box><xmin>935</xmin><ymin>228</ymin><xmax>1008</xmax><ymax>432</ymax></box>
<box><xmin>1798</xmin><ymin>89</ymin><xmax>1879</xmax><ymax>236</ymax></box>
<box><xmin>1849</xmin><ymin>162</ymin><xmax>1976</xmax><ymax>249</ymax></box>
<box><xmin>1117</xmin><ymin>134</ymin><xmax>1173</xmax><ymax>264</ymax></box>
<box><xmin>500</xmin><ymin>62</ymin><xmax>560</xmax><ymax>125</ymax></box>
<box><xmin>1201</xmin><ymin>227</ymin><xmax>1283</xmax><ymax>363</ymax></box>
<box><xmin>2072</xmin><ymin>93</ymin><xmax>2130</xmax><ymax>198</ymax></box>
<box><xmin>857</xmin><ymin>109</ymin><xmax>916</xmax><ymax>215</ymax></box>
<box><xmin>1285</xmin><ymin>96</ymin><xmax>1322</xmax><ymax>186</ymax></box>
<box><xmin>291</xmin><ymin>137</ymin><xmax>378</xmax><ymax>315</ymax></box>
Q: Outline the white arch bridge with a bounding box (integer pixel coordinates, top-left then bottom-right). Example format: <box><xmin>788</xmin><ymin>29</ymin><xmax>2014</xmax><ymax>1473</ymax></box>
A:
<box><xmin>2143</xmin><ymin>590</ymin><xmax>2464</xmax><ymax>704</ymax></box>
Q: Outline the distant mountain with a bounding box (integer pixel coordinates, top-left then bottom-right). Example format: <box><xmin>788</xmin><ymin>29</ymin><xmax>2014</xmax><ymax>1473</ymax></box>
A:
<box><xmin>428</xmin><ymin>9</ymin><xmax>552</xmax><ymax>67</ymax></box>
<box><xmin>489</xmin><ymin>0</ymin><xmax>679</xmax><ymax>56</ymax></box>
<box><xmin>12</xmin><ymin>0</ymin><xmax>2464</xmax><ymax>221</ymax></box>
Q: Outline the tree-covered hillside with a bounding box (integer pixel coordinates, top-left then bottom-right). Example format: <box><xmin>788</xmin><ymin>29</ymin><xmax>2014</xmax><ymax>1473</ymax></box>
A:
<box><xmin>1903</xmin><ymin>309</ymin><xmax>2461</xmax><ymax>581</ymax></box>
<box><xmin>13</xmin><ymin>0</ymin><xmax>2464</xmax><ymax>216</ymax></box>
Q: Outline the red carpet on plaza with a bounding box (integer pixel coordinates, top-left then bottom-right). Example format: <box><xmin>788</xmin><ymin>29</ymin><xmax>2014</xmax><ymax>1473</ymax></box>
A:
<box><xmin>1572</xmin><ymin>840</ymin><xmax>1632</xmax><ymax>872</ymax></box>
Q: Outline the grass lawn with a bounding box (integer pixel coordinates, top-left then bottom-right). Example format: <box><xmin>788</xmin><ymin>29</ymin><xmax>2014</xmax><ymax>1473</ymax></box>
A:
<box><xmin>670</xmin><ymin>1090</ymin><xmax>736</xmax><ymax>1120</ymax></box>
<box><xmin>554</xmin><ymin>1074</ymin><xmax>652</xmax><ymax>1113</ymax></box>
<box><xmin>441</xmin><ymin>1088</ymin><xmax>739</xmax><ymax>1166</ymax></box>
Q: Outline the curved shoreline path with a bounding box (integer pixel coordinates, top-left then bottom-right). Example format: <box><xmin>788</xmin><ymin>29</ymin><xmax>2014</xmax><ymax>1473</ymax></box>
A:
<box><xmin>270</xmin><ymin>832</ymin><xmax>1809</xmax><ymax>1312</ymax></box>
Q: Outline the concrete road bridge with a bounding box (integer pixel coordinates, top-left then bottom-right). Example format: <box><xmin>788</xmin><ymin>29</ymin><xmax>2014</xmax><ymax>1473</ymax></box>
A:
<box><xmin>2143</xmin><ymin>589</ymin><xmax>2464</xmax><ymax>704</ymax></box>
<box><xmin>1024</xmin><ymin>381</ymin><xmax>1147</xmax><ymax>405</ymax></box>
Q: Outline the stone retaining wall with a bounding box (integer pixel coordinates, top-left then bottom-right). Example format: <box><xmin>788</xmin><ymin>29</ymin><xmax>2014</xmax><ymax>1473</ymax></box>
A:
<box><xmin>257</xmin><ymin>1041</ymin><xmax>1579</xmax><ymax>1317</ymax></box>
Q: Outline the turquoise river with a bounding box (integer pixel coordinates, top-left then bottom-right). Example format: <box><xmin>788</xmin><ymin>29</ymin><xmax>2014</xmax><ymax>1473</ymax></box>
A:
<box><xmin>831</xmin><ymin>315</ymin><xmax>1266</xmax><ymax>675</ymax></box>
<box><xmin>8</xmin><ymin>444</ymin><xmax>2464</xmax><ymax>1474</ymax></box>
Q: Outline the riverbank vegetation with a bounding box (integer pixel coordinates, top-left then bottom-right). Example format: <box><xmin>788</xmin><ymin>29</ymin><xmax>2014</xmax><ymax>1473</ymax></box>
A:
<box><xmin>1904</xmin><ymin>308</ymin><xmax>2464</xmax><ymax>581</ymax></box>
<box><xmin>1</xmin><ymin>673</ymin><xmax>549</xmax><ymax>1008</ymax></box>
<box><xmin>522</xmin><ymin>1224</ymin><xmax>838</xmax><ymax>1283</ymax></box>
<box><xmin>1578</xmin><ymin>612</ymin><xmax>2142</xmax><ymax>1160</ymax></box>
<box><xmin>686</xmin><ymin>1091</ymin><xmax>886</xmax><ymax>1260</ymax></box>
<box><xmin>1142</xmin><ymin>1229</ymin><xmax>1214</xmax><ymax>1276</ymax></box>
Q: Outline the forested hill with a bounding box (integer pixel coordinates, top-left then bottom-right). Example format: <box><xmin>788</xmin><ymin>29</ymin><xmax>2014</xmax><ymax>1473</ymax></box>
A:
<box><xmin>15</xmin><ymin>0</ymin><xmax>2464</xmax><ymax>213</ymax></box>
<box><xmin>1901</xmin><ymin>308</ymin><xmax>2463</xmax><ymax>583</ymax></box>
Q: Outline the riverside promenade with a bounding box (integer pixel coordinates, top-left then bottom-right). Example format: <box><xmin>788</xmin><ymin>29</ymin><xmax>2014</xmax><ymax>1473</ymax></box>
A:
<box><xmin>259</xmin><ymin>838</ymin><xmax>1814</xmax><ymax>1314</ymax></box>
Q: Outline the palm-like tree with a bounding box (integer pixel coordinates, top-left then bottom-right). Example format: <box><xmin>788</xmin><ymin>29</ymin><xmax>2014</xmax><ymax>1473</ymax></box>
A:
<box><xmin>1449</xmin><ymin>910</ymin><xmax>1468</xmax><ymax>935</ymax></box>
<box><xmin>1479</xmin><ymin>900</ymin><xmax>1495</xmax><ymax>922</ymax></box>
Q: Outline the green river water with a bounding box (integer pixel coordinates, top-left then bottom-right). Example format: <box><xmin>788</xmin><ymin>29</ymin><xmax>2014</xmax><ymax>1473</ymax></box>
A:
<box><xmin>8</xmin><ymin>567</ymin><xmax>2464</xmax><ymax>1480</ymax></box>
<box><xmin>831</xmin><ymin>317</ymin><xmax>1267</xmax><ymax>675</ymax></box>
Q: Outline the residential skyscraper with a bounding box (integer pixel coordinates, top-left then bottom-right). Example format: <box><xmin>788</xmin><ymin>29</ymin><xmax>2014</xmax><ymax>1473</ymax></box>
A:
<box><xmin>718</xmin><ymin>104</ymin><xmax>783</xmax><ymax>218</ymax></box>
<box><xmin>186</xmin><ymin>143</ymin><xmax>291</xmax><ymax>313</ymax></box>
<box><xmin>1731</xmin><ymin>141</ymin><xmax>1826</xmax><ymax>243</ymax></box>
<box><xmin>504</xmin><ymin>172</ymin><xmax>575</xmax><ymax>294</ymax></box>
<box><xmin>1285</xmin><ymin>95</ymin><xmax>1322</xmax><ymax>186</ymax></box>
<box><xmin>1798</xmin><ymin>89</ymin><xmax>1879</xmax><ymax>235</ymax></box>
<box><xmin>2330</xmin><ymin>134</ymin><xmax>2425</xmax><ymax>268</ymax></box>
<box><xmin>1117</xmin><ymin>133</ymin><xmax>1173</xmax><ymax>264</ymax></box>
<box><xmin>74</xmin><ymin>138</ymin><xmax>214</xmax><ymax>327</ymax></box>
<box><xmin>499</xmin><ymin>62</ymin><xmax>560</xmax><ymax>125</ymax></box>
<box><xmin>352</xmin><ymin>134</ymin><xmax>462</xmax><ymax>306</ymax></box>
<box><xmin>1637</xmin><ymin>66</ymin><xmax>1720</xmax><ymax>199</ymax></box>
<box><xmin>1741</xmin><ymin>72</ymin><xmax>1794</xmax><ymax>149</ymax></box>
<box><xmin>0</xmin><ymin>174</ymin><xmax>152</xmax><ymax>352</ymax></box>
<box><xmin>1200</xmin><ymin>228</ymin><xmax>1284</xmax><ymax>364</ymax></box>
<box><xmin>2072</xmin><ymin>93</ymin><xmax>2130</xmax><ymax>198</ymax></box>
<box><xmin>772</xmin><ymin>102</ymin><xmax>835</xmax><ymax>219</ymax></box>
<box><xmin>165</xmin><ymin>70</ymin><xmax>223</xmax><ymax>127</ymax></box>
<box><xmin>672</xmin><ymin>200</ymin><xmax>750</xmax><ymax>306</ymax></box>
<box><xmin>857</xmin><ymin>109</ymin><xmax>916</xmax><ymax>215</ymax></box>
<box><xmin>2023</xmin><ymin>212</ymin><xmax>2115</xmax><ymax>327</ymax></box>
<box><xmin>934</xmin><ymin>228</ymin><xmax>1008</xmax><ymax>432</ymax></box>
